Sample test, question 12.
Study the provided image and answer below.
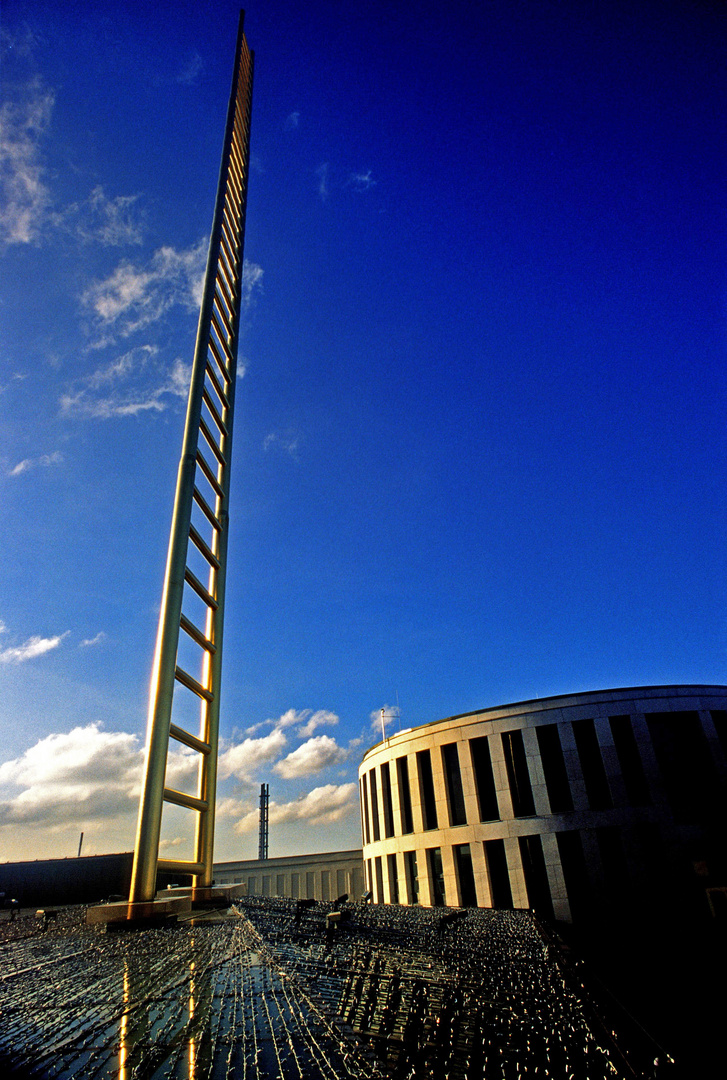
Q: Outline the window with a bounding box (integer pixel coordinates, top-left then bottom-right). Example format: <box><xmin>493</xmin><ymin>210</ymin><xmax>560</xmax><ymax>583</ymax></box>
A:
<box><xmin>276</xmin><ymin>874</ymin><xmax>285</xmax><ymax>896</ymax></box>
<box><xmin>374</xmin><ymin>857</ymin><xmax>384</xmax><ymax>904</ymax></box>
<box><xmin>369</xmin><ymin>768</ymin><xmax>381</xmax><ymax>841</ymax></box>
<box><xmin>381</xmin><ymin>762</ymin><xmax>395</xmax><ymax>838</ymax></box>
<box><xmin>518</xmin><ymin>835</ymin><xmax>554</xmax><ymax>920</ymax></box>
<box><xmin>360</xmin><ymin>777</ymin><xmax>370</xmax><ymax>845</ymax></box>
<box><xmin>291</xmin><ymin>872</ymin><xmax>300</xmax><ymax>898</ymax></box>
<box><xmin>387</xmin><ymin>853</ymin><xmax>399</xmax><ymax>904</ymax></box>
<box><xmin>417</xmin><ymin>749</ymin><xmax>438</xmax><ymax>830</ymax></box>
<box><xmin>306</xmin><ymin>871</ymin><xmax>315</xmax><ymax>899</ymax></box>
<box><xmin>396</xmin><ymin>755</ymin><xmax>414</xmax><ymax>834</ymax></box>
<box><xmin>484</xmin><ymin>839</ymin><xmax>512</xmax><ymax>909</ymax></box>
<box><xmin>470</xmin><ymin>736</ymin><xmax>500</xmax><ymax>821</ymax></box>
<box><xmin>262</xmin><ymin>875</ymin><xmax>271</xmax><ymax>896</ymax></box>
<box><xmin>454</xmin><ymin>844</ymin><xmax>477</xmax><ymax>907</ymax></box>
<box><xmin>572</xmin><ymin>719</ymin><xmax>612</xmax><ymax>810</ymax></box>
<box><xmin>502</xmin><ymin>729</ymin><xmax>535</xmax><ymax>816</ymax></box>
<box><xmin>404</xmin><ymin>850</ymin><xmax>419</xmax><ymax>904</ymax></box>
<box><xmin>536</xmin><ymin>724</ymin><xmax>573</xmax><ymax>812</ymax></box>
<box><xmin>646</xmin><ymin>711</ymin><xmax>719</xmax><ymax>824</ymax></box>
<box><xmin>321</xmin><ymin>871</ymin><xmax>330</xmax><ymax>902</ymax></box>
<box><xmin>556</xmin><ymin>831</ymin><xmax>592</xmax><ymax>921</ymax></box>
<box><xmin>441</xmin><ymin>742</ymin><xmax>467</xmax><ymax>825</ymax></box>
<box><xmin>609</xmin><ymin>715</ymin><xmax>651</xmax><ymax>806</ymax></box>
<box><xmin>427</xmin><ymin>847</ymin><xmax>446</xmax><ymax>907</ymax></box>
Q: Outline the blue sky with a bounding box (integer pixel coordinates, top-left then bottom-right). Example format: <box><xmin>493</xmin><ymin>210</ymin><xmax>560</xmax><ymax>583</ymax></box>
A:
<box><xmin>0</xmin><ymin>0</ymin><xmax>725</xmax><ymax>864</ymax></box>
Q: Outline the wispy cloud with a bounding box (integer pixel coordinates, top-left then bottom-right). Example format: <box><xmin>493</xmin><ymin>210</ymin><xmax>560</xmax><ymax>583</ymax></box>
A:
<box><xmin>177</xmin><ymin>51</ymin><xmax>203</xmax><ymax>86</ymax></box>
<box><xmin>0</xmin><ymin>629</ymin><xmax>70</xmax><ymax>664</ymax></box>
<box><xmin>233</xmin><ymin>783</ymin><xmax>357</xmax><ymax>833</ymax></box>
<box><xmin>8</xmin><ymin>450</ymin><xmax>63</xmax><ymax>477</ymax></box>
<box><xmin>60</xmin><ymin>186</ymin><xmax>145</xmax><ymax>247</ymax></box>
<box><xmin>79</xmin><ymin>632</ymin><xmax>106</xmax><ymax>648</ymax></box>
<box><xmin>284</xmin><ymin>111</ymin><xmax>300</xmax><ymax>131</ymax></box>
<box><xmin>273</xmin><ymin>735</ymin><xmax>349</xmax><ymax>779</ymax></box>
<box><xmin>59</xmin><ymin>348</ymin><xmax>190</xmax><ymax>420</ymax></box>
<box><xmin>296</xmin><ymin>709</ymin><xmax>339</xmax><ymax>739</ymax></box>
<box><xmin>316</xmin><ymin>162</ymin><xmax>329</xmax><ymax>201</ymax></box>
<box><xmin>349</xmin><ymin>170</ymin><xmax>376</xmax><ymax>192</ymax></box>
<box><xmin>0</xmin><ymin>78</ymin><xmax>54</xmax><ymax>245</ymax></box>
<box><xmin>263</xmin><ymin>430</ymin><xmax>301</xmax><ymax>459</ymax></box>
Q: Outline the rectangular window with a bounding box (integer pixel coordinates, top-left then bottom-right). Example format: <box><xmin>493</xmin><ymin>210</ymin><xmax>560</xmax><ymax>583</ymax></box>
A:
<box><xmin>502</xmin><ymin>729</ymin><xmax>535</xmax><ymax>816</ymax></box>
<box><xmin>306</xmin><ymin>871</ymin><xmax>315</xmax><ymax>898</ymax></box>
<box><xmin>711</xmin><ymin>710</ymin><xmax>727</xmax><ymax>757</ymax></box>
<box><xmin>360</xmin><ymin>777</ymin><xmax>371</xmax><ymax>845</ymax></box>
<box><xmin>262</xmin><ymin>875</ymin><xmax>271</xmax><ymax>897</ymax></box>
<box><xmin>454</xmin><ymin>843</ymin><xmax>478</xmax><ymax>907</ymax></box>
<box><xmin>336</xmin><ymin>869</ymin><xmax>347</xmax><ymax>898</ymax></box>
<box><xmin>556</xmin><ymin>831</ymin><xmax>592</xmax><ymax>921</ymax></box>
<box><xmin>417</xmin><ymin>749</ymin><xmax>438</xmax><ymax>830</ymax></box>
<box><xmin>518</xmin><ymin>835</ymin><xmax>554</xmax><ymax>920</ymax></box>
<box><xmin>276</xmin><ymin>874</ymin><xmax>285</xmax><ymax>896</ymax></box>
<box><xmin>484</xmin><ymin>839</ymin><xmax>513</xmax><ymax>908</ymax></box>
<box><xmin>369</xmin><ymin>768</ymin><xmax>381</xmax><ymax>842</ymax></box>
<box><xmin>442</xmin><ymin>742</ymin><xmax>467</xmax><ymax>826</ymax></box>
<box><xmin>381</xmin><ymin>762</ymin><xmax>395</xmax><ymax>838</ymax></box>
<box><xmin>609</xmin><ymin>715</ymin><xmax>651</xmax><ymax>806</ymax></box>
<box><xmin>366</xmin><ymin>859</ymin><xmax>373</xmax><ymax>894</ymax></box>
<box><xmin>646</xmin><ymin>711</ymin><xmax>719</xmax><ymax>824</ymax></box>
<box><xmin>536</xmin><ymin>724</ymin><xmax>573</xmax><ymax>812</ymax></box>
<box><xmin>374</xmin><ymin>856</ymin><xmax>384</xmax><ymax>904</ymax></box>
<box><xmin>470</xmin><ymin>736</ymin><xmax>500</xmax><ymax>821</ymax></box>
<box><xmin>572</xmin><ymin>719</ymin><xmax>612</xmax><ymax>810</ymax></box>
<box><xmin>387</xmin><ymin>853</ymin><xmax>399</xmax><ymax>904</ymax></box>
<box><xmin>247</xmin><ymin>876</ymin><xmax>257</xmax><ymax>896</ymax></box>
<box><xmin>427</xmin><ymin>847</ymin><xmax>446</xmax><ymax>907</ymax></box>
<box><xmin>291</xmin><ymin>873</ymin><xmax>299</xmax><ymax>898</ymax></box>
<box><xmin>321</xmin><ymin>871</ymin><xmax>330</xmax><ymax>902</ymax></box>
<box><xmin>404</xmin><ymin>850</ymin><xmax>419</xmax><ymax>904</ymax></box>
<box><xmin>396</xmin><ymin>756</ymin><xmax>414</xmax><ymax>834</ymax></box>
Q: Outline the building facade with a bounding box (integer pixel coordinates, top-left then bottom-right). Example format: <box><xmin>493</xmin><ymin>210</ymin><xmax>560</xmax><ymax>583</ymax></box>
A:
<box><xmin>358</xmin><ymin>686</ymin><xmax>727</xmax><ymax>924</ymax></box>
<box><xmin>214</xmin><ymin>849</ymin><xmax>364</xmax><ymax>902</ymax></box>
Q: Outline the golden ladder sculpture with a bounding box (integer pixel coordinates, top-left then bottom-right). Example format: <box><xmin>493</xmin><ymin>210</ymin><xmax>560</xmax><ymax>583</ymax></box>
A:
<box><xmin>129</xmin><ymin>12</ymin><xmax>253</xmax><ymax>905</ymax></box>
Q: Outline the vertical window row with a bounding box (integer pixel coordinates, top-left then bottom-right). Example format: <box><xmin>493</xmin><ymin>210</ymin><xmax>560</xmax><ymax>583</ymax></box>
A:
<box><xmin>397</xmin><ymin>756</ymin><xmax>414</xmax><ymax>834</ymax></box>
<box><xmin>536</xmin><ymin>724</ymin><xmax>573</xmax><ymax>812</ymax></box>
<box><xmin>442</xmin><ymin>742</ymin><xmax>467</xmax><ymax>826</ymax></box>
<box><xmin>609</xmin><ymin>715</ymin><xmax>651</xmax><ymax>806</ymax></box>
<box><xmin>572</xmin><ymin>719</ymin><xmax>612</xmax><ymax>810</ymax></box>
<box><xmin>380</xmin><ymin>762</ymin><xmax>395</xmax><ymax>838</ymax></box>
<box><xmin>368</xmin><ymin>768</ymin><xmax>381</xmax><ymax>842</ymax></box>
<box><xmin>502</xmin><ymin>729</ymin><xmax>535</xmax><ymax>817</ymax></box>
<box><xmin>417</xmin><ymin>749</ymin><xmax>438</xmax><ymax>830</ymax></box>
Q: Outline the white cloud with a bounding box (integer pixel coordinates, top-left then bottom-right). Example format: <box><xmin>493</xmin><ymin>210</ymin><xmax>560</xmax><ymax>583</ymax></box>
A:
<box><xmin>234</xmin><ymin>783</ymin><xmax>357</xmax><ymax>833</ymax></box>
<box><xmin>284</xmin><ymin>111</ymin><xmax>300</xmax><ymax>131</ymax></box>
<box><xmin>0</xmin><ymin>723</ymin><xmax>196</xmax><ymax>828</ymax></box>
<box><xmin>0</xmin><ymin>630</ymin><xmax>69</xmax><ymax>664</ymax></box>
<box><xmin>0</xmin><ymin>79</ymin><xmax>54</xmax><ymax>245</ymax></box>
<box><xmin>370</xmin><ymin>704</ymin><xmax>401</xmax><ymax>735</ymax></box>
<box><xmin>8</xmin><ymin>450</ymin><xmax>63</xmax><ymax>477</ymax></box>
<box><xmin>263</xmin><ymin>430</ymin><xmax>301</xmax><ymax>459</ymax></box>
<box><xmin>241</xmin><ymin>259</ymin><xmax>264</xmax><ymax>308</ymax></box>
<box><xmin>297</xmin><ymin>709</ymin><xmax>339</xmax><ymax>739</ymax></box>
<box><xmin>273</xmin><ymin>735</ymin><xmax>349</xmax><ymax>779</ymax></box>
<box><xmin>177</xmin><ymin>52</ymin><xmax>203</xmax><ymax>86</ymax></box>
<box><xmin>218</xmin><ymin>729</ymin><xmax>288</xmax><ymax>782</ymax></box>
<box><xmin>79</xmin><ymin>632</ymin><xmax>106</xmax><ymax>648</ymax></box>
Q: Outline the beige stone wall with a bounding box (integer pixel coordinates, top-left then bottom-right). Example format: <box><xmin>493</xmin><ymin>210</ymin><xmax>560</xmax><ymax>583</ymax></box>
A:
<box><xmin>359</xmin><ymin>686</ymin><xmax>727</xmax><ymax>923</ymax></box>
<box><xmin>214</xmin><ymin>849</ymin><xmax>364</xmax><ymax>902</ymax></box>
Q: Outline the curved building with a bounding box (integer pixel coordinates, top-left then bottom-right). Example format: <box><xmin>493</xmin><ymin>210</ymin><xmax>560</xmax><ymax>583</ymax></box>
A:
<box><xmin>358</xmin><ymin>686</ymin><xmax>727</xmax><ymax>924</ymax></box>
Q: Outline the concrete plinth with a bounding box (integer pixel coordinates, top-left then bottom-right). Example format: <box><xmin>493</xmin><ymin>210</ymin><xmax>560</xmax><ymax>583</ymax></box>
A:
<box><xmin>162</xmin><ymin>883</ymin><xmax>247</xmax><ymax>907</ymax></box>
<box><xmin>85</xmin><ymin>895</ymin><xmax>192</xmax><ymax>927</ymax></box>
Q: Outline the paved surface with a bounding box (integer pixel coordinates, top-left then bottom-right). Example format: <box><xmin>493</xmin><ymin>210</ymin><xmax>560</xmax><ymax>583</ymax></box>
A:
<box><xmin>0</xmin><ymin>900</ymin><xmax>674</xmax><ymax>1078</ymax></box>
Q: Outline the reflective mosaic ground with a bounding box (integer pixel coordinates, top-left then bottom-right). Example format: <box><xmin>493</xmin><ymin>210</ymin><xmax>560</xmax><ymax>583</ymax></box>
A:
<box><xmin>0</xmin><ymin>899</ymin><xmax>674</xmax><ymax>1079</ymax></box>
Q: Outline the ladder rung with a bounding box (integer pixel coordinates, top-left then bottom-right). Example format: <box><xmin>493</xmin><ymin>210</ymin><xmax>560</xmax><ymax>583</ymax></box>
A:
<box><xmin>199</xmin><ymin>418</ymin><xmax>226</xmax><ymax>466</ymax></box>
<box><xmin>175</xmin><ymin>664</ymin><xmax>214</xmax><ymax>702</ymax></box>
<box><xmin>208</xmin><ymin>335</ymin><xmax>231</xmax><ymax>383</ymax></box>
<box><xmin>184</xmin><ymin>566</ymin><xmax>218</xmax><ymax>609</ymax></box>
<box><xmin>188</xmin><ymin>524</ymin><xmax>220</xmax><ymax>570</ymax></box>
<box><xmin>193</xmin><ymin>486</ymin><xmax>221</xmax><ymax>531</ymax></box>
<box><xmin>180</xmin><ymin>612</ymin><xmax>216</xmax><ymax>653</ymax></box>
<box><xmin>170</xmin><ymin>723</ymin><xmax>211</xmax><ymax>755</ymax></box>
<box><xmin>164</xmin><ymin>787</ymin><xmax>209</xmax><ymax>813</ymax></box>
<box><xmin>211</xmin><ymin>309</ymin><xmax>231</xmax><ymax>354</ymax></box>
<box><xmin>202</xmin><ymin>386</ymin><xmax>229</xmax><ymax>438</ymax></box>
<box><xmin>158</xmin><ymin>858</ymin><xmax>206</xmax><ymax>875</ymax></box>
<box><xmin>214</xmin><ymin>289</ymin><xmax>233</xmax><ymax>332</ymax></box>
<box><xmin>205</xmin><ymin>359</ymin><xmax>230</xmax><ymax>410</ymax></box>
<box><xmin>196</xmin><ymin>450</ymin><xmax>225</xmax><ymax>500</ymax></box>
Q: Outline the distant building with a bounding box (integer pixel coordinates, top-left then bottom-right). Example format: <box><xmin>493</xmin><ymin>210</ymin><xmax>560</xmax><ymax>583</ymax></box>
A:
<box><xmin>214</xmin><ymin>849</ymin><xmax>364</xmax><ymax>902</ymax></box>
<box><xmin>358</xmin><ymin>685</ymin><xmax>727</xmax><ymax>924</ymax></box>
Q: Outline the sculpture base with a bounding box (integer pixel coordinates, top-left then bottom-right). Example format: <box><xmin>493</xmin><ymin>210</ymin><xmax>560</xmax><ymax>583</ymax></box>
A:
<box><xmin>86</xmin><ymin>895</ymin><xmax>192</xmax><ymax>928</ymax></box>
<box><xmin>162</xmin><ymin>883</ymin><xmax>247</xmax><ymax>907</ymax></box>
